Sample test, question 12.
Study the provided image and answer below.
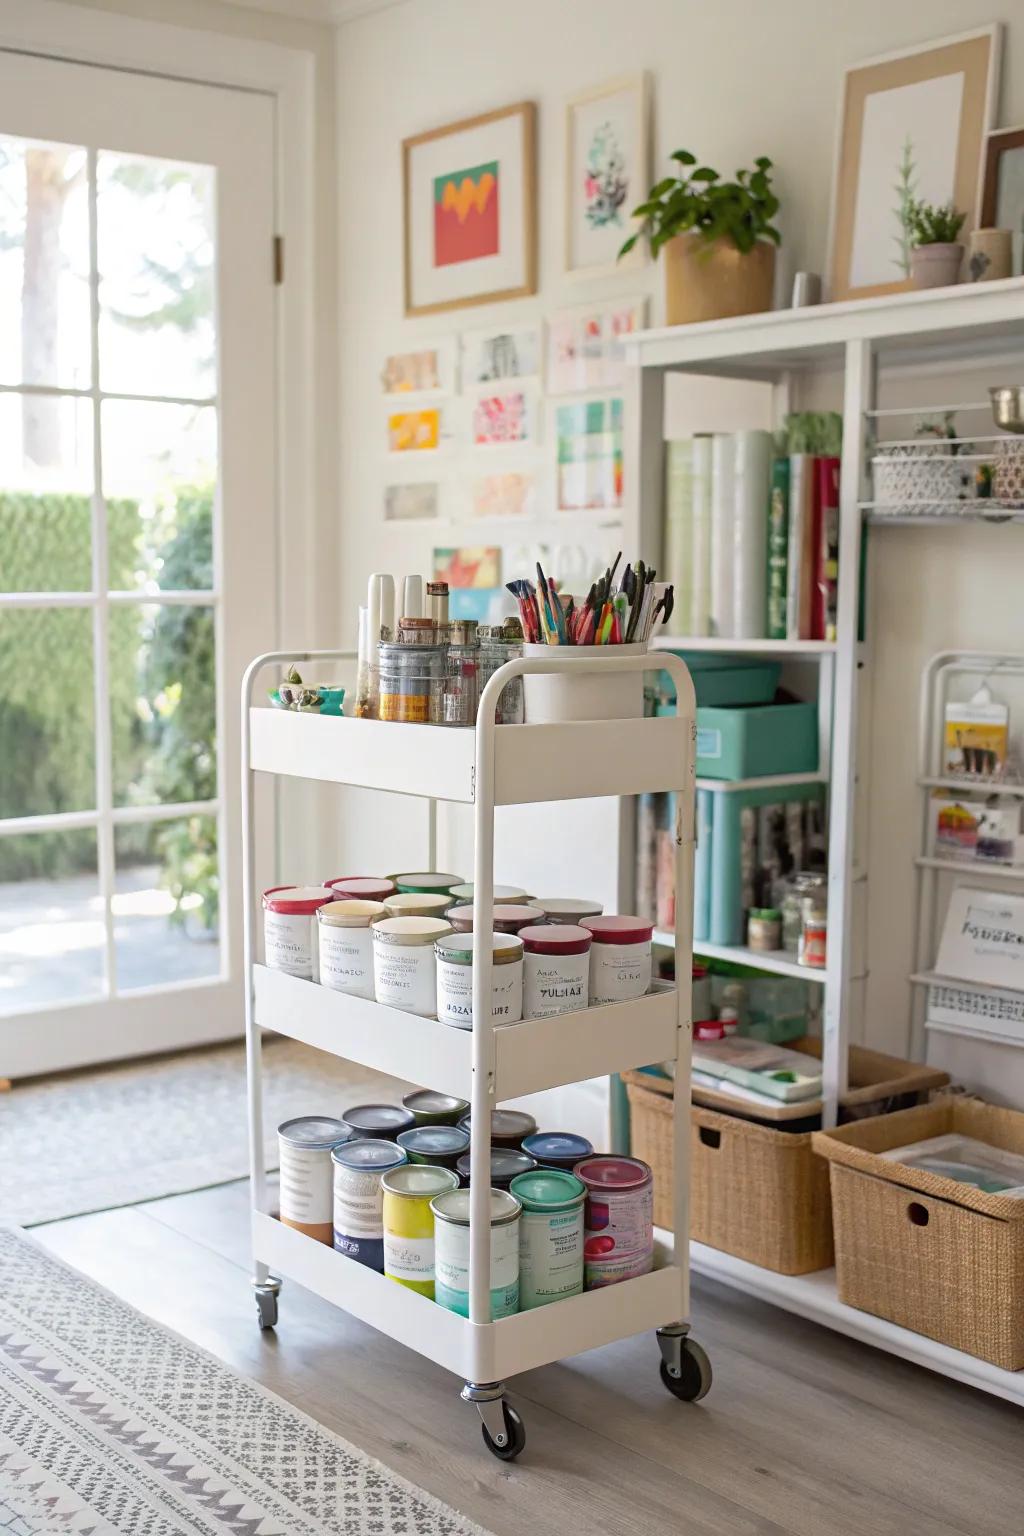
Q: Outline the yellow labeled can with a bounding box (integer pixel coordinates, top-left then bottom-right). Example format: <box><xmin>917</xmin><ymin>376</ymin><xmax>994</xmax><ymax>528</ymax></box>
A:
<box><xmin>380</xmin><ymin>1163</ymin><xmax>459</xmax><ymax>1298</ymax></box>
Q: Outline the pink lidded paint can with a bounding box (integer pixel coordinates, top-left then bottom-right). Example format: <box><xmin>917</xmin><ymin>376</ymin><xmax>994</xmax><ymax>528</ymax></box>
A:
<box><xmin>262</xmin><ymin>885</ymin><xmax>332</xmax><ymax>980</ymax></box>
<box><xmin>574</xmin><ymin>1155</ymin><xmax>654</xmax><ymax>1289</ymax></box>
<box><xmin>324</xmin><ymin>875</ymin><xmax>397</xmax><ymax>902</ymax></box>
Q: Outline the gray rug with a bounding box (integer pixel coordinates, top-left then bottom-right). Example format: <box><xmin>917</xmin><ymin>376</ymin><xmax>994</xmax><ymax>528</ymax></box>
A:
<box><xmin>0</xmin><ymin>1039</ymin><xmax>409</xmax><ymax>1226</ymax></box>
<box><xmin>0</xmin><ymin>1227</ymin><xmax>488</xmax><ymax>1536</ymax></box>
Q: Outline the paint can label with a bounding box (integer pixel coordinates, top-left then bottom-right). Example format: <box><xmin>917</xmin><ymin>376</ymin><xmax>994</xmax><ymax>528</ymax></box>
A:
<box><xmin>318</xmin><ymin>924</ymin><xmax>375</xmax><ymax>999</ymax></box>
<box><xmin>373</xmin><ymin>942</ymin><xmax>437</xmax><ymax>1016</ymax></box>
<box><xmin>436</xmin><ymin>957</ymin><xmax>523</xmax><ymax>1028</ymax></box>
<box><xmin>523</xmin><ymin>950</ymin><xmax>589</xmax><ymax>1018</ymax></box>
<box><xmin>279</xmin><ymin>1138</ymin><xmax>333</xmax><ymax>1228</ymax></box>
<box><xmin>588</xmin><ymin>940</ymin><xmax>651</xmax><ymax>1005</ymax></box>
<box><xmin>584</xmin><ymin>1247</ymin><xmax>654</xmax><ymax>1289</ymax></box>
<box><xmin>264</xmin><ymin>909</ymin><xmax>318</xmax><ymax>981</ymax></box>
<box><xmin>333</xmin><ymin>1166</ymin><xmax>387</xmax><ymax>1270</ymax></box>
<box><xmin>435</xmin><ymin>1216</ymin><xmax>519</xmax><ymax>1318</ymax></box>
<box><xmin>383</xmin><ymin>1233</ymin><xmax>434</xmax><ymax>1284</ymax></box>
<box><xmin>584</xmin><ymin>1181</ymin><xmax>653</xmax><ymax>1258</ymax></box>
<box><xmin>518</xmin><ymin>1205</ymin><xmax>584</xmax><ymax>1309</ymax></box>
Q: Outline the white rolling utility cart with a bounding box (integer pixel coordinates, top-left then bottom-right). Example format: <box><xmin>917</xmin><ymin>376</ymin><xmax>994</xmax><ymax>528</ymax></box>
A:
<box><xmin>241</xmin><ymin>647</ymin><xmax>706</xmax><ymax>1461</ymax></box>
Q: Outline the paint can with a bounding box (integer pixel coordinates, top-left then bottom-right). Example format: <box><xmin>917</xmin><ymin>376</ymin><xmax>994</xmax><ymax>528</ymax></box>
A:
<box><xmin>574</xmin><ymin>1155</ymin><xmax>654</xmax><ymax>1288</ymax></box>
<box><xmin>372</xmin><ymin>916</ymin><xmax>452</xmax><ymax>1016</ymax></box>
<box><xmin>581</xmin><ymin>916</ymin><xmax>653</xmax><ymax>1005</ymax></box>
<box><xmin>382</xmin><ymin>892</ymin><xmax>453</xmax><ymax>920</ymax></box>
<box><xmin>397</xmin><ymin>1124</ymin><xmax>470</xmax><ymax>1169</ymax></box>
<box><xmin>521</xmin><ymin>1132</ymin><xmax>594</xmax><ymax>1171</ymax></box>
<box><xmin>520</xmin><ymin>924</ymin><xmax>591</xmax><ymax>1018</ymax></box>
<box><xmin>435</xmin><ymin>932</ymin><xmax>524</xmax><ymax>1029</ymax></box>
<box><xmin>323</xmin><ymin>875</ymin><xmax>397</xmax><ymax>902</ymax></box>
<box><xmin>331</xmin><ymin>1138</ymin><xmax>407</xmax><ymax>1269</ymax></box>
<box><xmin>391</xmin><ymin>872</ymin><xmax>463</xmax><ymax>896</ymax></box>
<box><xmin>278</xmin><ymin>1116</ymin><xmax>353</xmax><ymax>1245</ymax></box>
<box><xmin>446</xmin><ymin>903</ymin><xmax>542</xmax><ymax>936</ymax></box>
<box><xmin>262</xmin><ymin>885</ymin><xmax>332</xmax><ymax>980</ymax></box>
<box><xmin>342</xmin><ymin>1102</ymin><xmax>416</xmax><ymax>1139</ymax></box>
<box><xmin>316</xmin><ymin>899</ymin><xmax>387</xmax><ymax>999</ymax></box>
<box><xmin>510</xmin><ymin>1168</ymin><xmax>586</xmax><ymax>1310</ymax></box>
<box><xmin>455</xmin><ymin>1147</ymin><xmax>537</xmax><ymax>1189</ymax></box>
<box><xmin>401</xmin><ymin>1089</ymin><xmax>469</xmax><ymax>1127</ymax></box>
<box><xmin>430</xmin><ymin>1187</ymin><xmax>521</xmax><ymax>1318</ymax></box>
<box><xmin>381</xmin><ymin>1164</ymin><xmax>460</xmax><ymax>1297</ymax></box>
<box><xmin>457</xmin><ymin>1109</ymin><xmax>537</xmax><ymax>1149</ymax></box>
<box><xmin>532</xmin><ymin>898</ymin><xmax>603</xmax><ymax>924</ymax></box>
<box><xmin>447</xmin><ymin>882</ymin><xmax>531</xmax><ymax>905</ymax></box>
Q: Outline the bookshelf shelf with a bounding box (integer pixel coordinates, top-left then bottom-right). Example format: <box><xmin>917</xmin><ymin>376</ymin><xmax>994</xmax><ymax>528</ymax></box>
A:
<box><xmin>653</xmin><ymin>929</ymin><xmax>826</xmax><ymax>983</ymax></box>
<box><xmin>650</xmin><ymin>636</ymin><xmax>835</xmax><ymax>656</ymax></box>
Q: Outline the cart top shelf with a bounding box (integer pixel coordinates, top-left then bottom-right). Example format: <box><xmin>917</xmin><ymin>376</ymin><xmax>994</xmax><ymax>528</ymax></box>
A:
<box><xmin>249</xmin><ymin>707</ymin><xmax>695</xmax><ymax>805</ymax></box>
<box><xmin>624</xmin><ymin>275</ymin><xmax>1024</xmax><ymax>377</ymax></box>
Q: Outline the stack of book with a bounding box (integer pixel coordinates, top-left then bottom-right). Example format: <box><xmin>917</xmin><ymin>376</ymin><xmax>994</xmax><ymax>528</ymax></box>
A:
<box><xmin>662</xmin><ymin>415</ymin><xmax>841</xmax><ymax>642</ymax></box>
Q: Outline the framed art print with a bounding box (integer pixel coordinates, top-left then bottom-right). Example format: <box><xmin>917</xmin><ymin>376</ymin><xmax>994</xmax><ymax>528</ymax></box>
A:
<box><xmin>828</xmin><ymin>26</ymin><xmax>1001</xmax><ymax>300</ymax></box>
<box><xmin>565</xmin><ymin>74</ymin><xmax>649</xmax><ymax>277</ymax></box>
<box><xmin>981</xmin><ymin>126</ymin><xmax>1024</xmax><ymax>275</ymax></box>
<box><xmin>403</xmin><ymin>102</ymin><xmax>537</xmax><ymax>317</ymax></box>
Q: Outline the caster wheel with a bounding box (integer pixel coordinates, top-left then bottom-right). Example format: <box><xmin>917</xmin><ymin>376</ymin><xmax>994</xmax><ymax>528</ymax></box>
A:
<box><xmin>255</xmin><ymin>1290</ymin><xmax>279</xmax><ymax>1330</ymax></box>
<box><xmin>660</xmin><ymin>1338</ymin><xmax>712</xmax><ymax>1402</ymax></box>
<box><xmin>481</xmin><ymin>1402</ymin><xmax>525</xmax><ymax>1462</ymax></box>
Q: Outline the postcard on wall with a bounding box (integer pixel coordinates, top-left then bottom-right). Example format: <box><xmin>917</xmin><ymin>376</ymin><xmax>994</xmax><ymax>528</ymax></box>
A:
<box><xmin>546</xmin><ymin>298</ymin><xmax>646</xmax><ymax>394</ymax></box>
<box><xmin>471</xmin><ymin>471</ymin><xmax>537</xmax><ymax>520</ymax></box>
<box><xmin>470</xmin><ymin>386</ymin><xmax>536</xmax><ymax>447</ymax></box>
<box><xmin>387</xmin><ymin>406</ymin><xmax>447</xmax><ymax>454</ymax></box>
<box><xmin>449</xmin><ymin>587</ymin><xmax>509</xmax><ymax>624</ymax></box>
<box><xmin>462</xmin><ymin>324</ymin><xmax>540</xmax><ymax>385</ymax></box>
<box><xmin>380</xmin><ymin>339</ymin><xmax>456</xmax><ymax>397</ymax></box>
<box><xmin>936</xmin><ymin>886</ymin><xmax>1024</xmax><ymax>991</ymax></box>
<box><xmin>555</xmin><ymin>397</ymin><xmax>623</xmax><ymax>512</ymax></box>
<box><xmin>432</xmin><ymin>545</ymin><xmax>502</xmax><ymax>589</ymax></box>
<box><xmin>565</xmin><ymin>73</ymin><xmax>649</xmax><ymax>276</ymax></box>
<box><xmin>383</xmin><ymin>481</ymin><xmax>440</xmax><ymax>522</ymax></box>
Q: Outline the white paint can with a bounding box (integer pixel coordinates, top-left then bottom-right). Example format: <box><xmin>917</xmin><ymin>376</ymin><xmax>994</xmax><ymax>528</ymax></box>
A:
<box><xmin>278</xmin><ymin>1116</ymin><xmax>352</xmax><ymax>1245</ymax></box>
<box><xmin>372</xmin><ymin>916</ymin><xmax>452</xmax><ymax>1016</ymax></box>
<box><xmin>510</xmin><ymin>1169</ymin><xmax>586</xmax><ymax>1310</ymax></box>
<box><xmin>430</xmin><ymin>1187</ymin><xmax>521</xmax><ymax>1318</ymax></box>
<box><xmin>434</xmin><ymin>933</ymin><xmax>524</xmax><ymax>1029</ymax></box>
<box><xmin>520</xmin><ymin>924</ymin><xmax>591</xmax><ymax>1018</ymax></box>
<box><xmin>581</xmin><ymin>916</ymin><xmax>653</xmax><ymax>1005</ymax></box>
<box><xmin>317</xmin><ymin>898</ymin><xmax>386</xmax><ymax>999</ymax></box>
<box><xmin>262</xmin><ymin>885</ymin><xmax>332</xmax><ymax>980</ymax></box>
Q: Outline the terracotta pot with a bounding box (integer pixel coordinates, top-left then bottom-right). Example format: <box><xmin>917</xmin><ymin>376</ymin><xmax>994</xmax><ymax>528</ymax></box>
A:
<box><xmin>663</xmin><ymin>232</ymin><xmax>775</xmax><ymax>326</ymax></box>
<box><xmin>909</xmin><ymin>242</ymin><xmax>963</xmax><ymax>290</ymax></box>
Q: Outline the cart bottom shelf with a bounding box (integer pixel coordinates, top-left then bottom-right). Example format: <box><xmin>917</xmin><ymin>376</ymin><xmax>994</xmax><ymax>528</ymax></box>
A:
<box><xmin>254</xmin><ymin>1211</ymin><xmax>686</xmax><ymax>1383</ymax></box>
<box><xmin>687</xmin><ymin>1238</ymin><xmax>1024</xmax><ymax>1407</ymax></box>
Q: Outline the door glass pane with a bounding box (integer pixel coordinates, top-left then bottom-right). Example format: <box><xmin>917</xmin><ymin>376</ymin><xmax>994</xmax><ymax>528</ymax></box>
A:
<box><xmin>114</xmin><ymin>814</ymin><xmax>220</xmax><ymax>989</ymax></box>
<box><xmin>0</xmin><ymin>393</ymin><xmax>94</xmax><ymax>592</ymax></box>
<box><xmin>0</xmin><ymin>829</ymin><xmax>103</xmax><ymax>1013</ymax></box>
<box><xmin>0</xmin><ymin>135</ymin><xmax>91</xmax><ymax>390</ymax></box>
<box><xmin>97</xmin><ymin>152</ymin><xmax>215</xmax><ymax>400</ymax></box>
<box><xmin>110</xmin><ymin>601</ymin><xmax>216</xmax><ymax>808</ymax></box>
<box><xmin>102</xmin><ymin>400</ymin><xmax>215</xmax><ymax>591</ymax></box>
<box><xmin>0</xmin><ymin>608</ymin><xmax>95</xmax><ymax>818</ymax></box>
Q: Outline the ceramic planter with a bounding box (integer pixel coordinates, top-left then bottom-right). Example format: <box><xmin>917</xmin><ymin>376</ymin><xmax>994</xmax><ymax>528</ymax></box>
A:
<box><xmin>663</xmin><ymin>232</ymin><xmax>775</xmax><ymax>326</ymax></box>
<box><xmin>909</xmin><ymin>242</ymin><xmax>963</xmax><ymax>290</ymax></box>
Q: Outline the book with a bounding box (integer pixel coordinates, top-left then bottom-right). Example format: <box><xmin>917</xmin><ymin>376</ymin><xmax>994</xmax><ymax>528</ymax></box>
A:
<box><xmin>709</xmin><ymin>433</ymin><xmax>734</xmax><ymax>638</ymax></box>
<box><xmin>732</xmin><ymin>430</ymin><xmax>772</xmax><ymax>638</ymax></box>
<box><xmin>689</xmin><ymin>435</ymin><xmax>712</xmax><ymax>637</ymax></box>
<box><xmin>786</xmin><ymin>453</ymin><xmax>815</xmax><ymax>640</ymax></box>
<box><xmin>693</xmin><ymin>787</ymin><xmax>713</xmax><ymax>942</ymax></box>
<box><xmin>814</xmin><ymin>456</ymin><xmax>840</xmax><ymax>641</ymax></box>
<box><xmin>767</xmin><ymin>457</ymin><xmax>789</xmax><ymax>639</ymax></box>
<box><xmin>663</xmin><ymin>439</ymin><xmax>694</xmax><ymax>636</ymax></box>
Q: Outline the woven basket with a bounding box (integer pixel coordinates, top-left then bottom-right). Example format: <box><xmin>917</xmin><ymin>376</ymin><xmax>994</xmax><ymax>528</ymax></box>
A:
<box><xmin>814</xmin><ymin>1097</ymin><xmax>1024</xmax><ymax>1370</ymax></box>
<box><xmin>624</xmin><ymin>1072</ymin><xmax>833</xmax><ymax>1274</ymax></box>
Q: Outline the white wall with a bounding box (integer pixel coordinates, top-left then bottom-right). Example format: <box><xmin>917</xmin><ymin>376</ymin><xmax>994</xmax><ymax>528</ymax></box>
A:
<box><xmin>334</xmin><ymin>1</ymin><xmax>1024</xmax><ymax>1079</ymax></box>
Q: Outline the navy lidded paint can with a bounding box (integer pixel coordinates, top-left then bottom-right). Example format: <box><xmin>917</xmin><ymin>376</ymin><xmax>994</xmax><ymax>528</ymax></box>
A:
<box><xmin>331</xmin><ymin>1138</ymin><xmax>407</xmax><ymax>1270</ymax></box>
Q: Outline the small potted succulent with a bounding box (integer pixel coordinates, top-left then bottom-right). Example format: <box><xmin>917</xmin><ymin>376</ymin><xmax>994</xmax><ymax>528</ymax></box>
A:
<box><xmin>906</xmin><ymin>200</ymin><xmax>966</xmax><ymax>289</ymax></box>
<box><xmin>619</xmin><ymin>151</ymin><xmax>781</xmax><ymax>325</ymax></box>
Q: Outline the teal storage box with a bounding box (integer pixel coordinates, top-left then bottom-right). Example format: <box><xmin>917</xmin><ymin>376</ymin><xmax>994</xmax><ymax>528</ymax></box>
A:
<box><xmin>697</xmin><ymin>702</ymin><xmax>818</xmax><ymax>780</ymax></box>
<box><xmin>660</xmin><ymin>654</ymin><xmax>780</xmax><ymax>709</ymax></box>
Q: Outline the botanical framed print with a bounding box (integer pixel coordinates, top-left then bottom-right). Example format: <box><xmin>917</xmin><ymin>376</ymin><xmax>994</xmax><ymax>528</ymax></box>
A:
<box><xmin>565</xmin><ymin>74</ymin><xmax>649</xmax><ymax>277</ymax></box>
<box><xmin>828</xmin><ymin>26</ymin><xmax>1001</xmax><ymax>300</ymax></box>
<box><xmin>981</xmin><ymin>126</ymin><xmax>1024</xmax><ymax>275</ymax></box>
<box><xmin>403</xmin><ymin>102</ymin><xmax>537</xmax><ymax>317</ymax></box>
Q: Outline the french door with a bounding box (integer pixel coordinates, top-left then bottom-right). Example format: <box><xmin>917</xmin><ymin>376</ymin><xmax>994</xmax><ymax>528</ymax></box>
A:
<box><xmin>0</xmin><ymin>51</ymin><xmax>277</xmax><ymax>1077</ymax></box>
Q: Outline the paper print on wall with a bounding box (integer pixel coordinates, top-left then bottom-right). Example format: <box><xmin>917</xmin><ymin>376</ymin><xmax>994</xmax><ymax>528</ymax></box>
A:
<box><xmin>829</xmin><ymin>27</ymin><xmax>1000</xmax><ymax>299</ymax></box>
<box><xmin>404</xmin><ymin>103</ymin><xmax>536</xmax><ymax>316</ymax></box>
<box><xmin>462</xmin><ymin>324</ymin><xmax>540</xmax><ymax>384</ymax></box>
<box><xmin>388</xmin><ymin>408</ymin><xmax>442</xmax><ymax>454</ymax></box>
<box><xmin>546</xmin><ymin>298</ymin><xmax>646</xmax><ymax>394</ymax></box>
<box><xmin>565</xmin><ymin>75</ymin><xmax>649</xmax><ymax>275</ymax></box>
<box><xmin>380</xmin><ymin>341</ymin><xmax>455</xmax><ymax>396</ymax></box>
<box><xmin>555</xmin><ymin>398</ymin><xmax>623</xmax><ymax>512</ymax></box>
<box><xmin>432</xmin><ymin>545</ymin><xmax>502</xmax><ymax>589</ymax></box>
<box><xmin>384</xmin><ymin>482</ymin><xmax>439</xmax><ymax>521</ymax></box>
<box><xmin>471</xmin><ymin>472</ymin><xmax>537</xmax><ymax>520</ymax></box>
<box><xmin>472</xmin><ymin>388</ymin><xmax>533</xmax><ymax>447</ymax></box>
<box><xmin>448</xmin><ymin>587</ymin><xmax>508</xmax><ymax>624</ymax></box>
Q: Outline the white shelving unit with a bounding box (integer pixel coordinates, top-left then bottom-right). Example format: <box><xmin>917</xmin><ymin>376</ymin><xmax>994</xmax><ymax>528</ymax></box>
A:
<box><xmin>622</xmin><ymin>276</ymin><xmax>1024</xmax><ymax>1407</ymax></box>
<box><xmin>241</xmin><ymin>648</ymin><xmax>710</xmax><ymax>1458</ymax></box>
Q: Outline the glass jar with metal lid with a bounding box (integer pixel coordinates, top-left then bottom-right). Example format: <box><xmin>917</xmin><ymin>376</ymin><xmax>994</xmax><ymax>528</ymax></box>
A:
<box><xmin>377</xmin><ymin>639</ymin><xmax>444</xmax><ymax>724</ymax></box>
<box><xmin>443</xmin><ymin>624</ymin><xmax>480</xmax><ymax>727</ymax></box>
<box><xmin>478</xmin><ymin>619</ymin><xmax>524</xmax><ymax>724</ymax></box>
<box><xmin>434</xmin><ymin>931</ymin><xmax>524</xmax><ymax>1028</ymax></box>
<box><xmin>781</xmin><ymin>870</ymin><xmax>826</xmax><ymax>953</ymax></box>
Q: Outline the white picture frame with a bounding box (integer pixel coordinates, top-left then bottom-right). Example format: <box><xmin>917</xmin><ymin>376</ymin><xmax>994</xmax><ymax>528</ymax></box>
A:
<box><xmin>564</xmin><ymin>73</ymin><xmax>650</xmax><ymax>278</ymax></box>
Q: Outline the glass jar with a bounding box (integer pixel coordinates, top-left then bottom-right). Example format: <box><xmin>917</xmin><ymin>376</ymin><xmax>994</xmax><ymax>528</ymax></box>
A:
<box><xmin>747</xmin><ymin>906</ymin><xmax>782</xmax><ymax>952</ymax></box>
<box><xmin>781</xmin><ymin>871</ymin><xmax>826</xmax><ymax>953</ymax></box>
<box><xmin>377</xmin><ymin>640</ymin><xmax>444</xmax><ymax>724</ymax></box>
<box><xmin>443</xmin><ymin>642</ymin><xmax>480</xmax><ymax>726</ymax></box>
<box><xmin>478</xmin><ymin>621</ymin><xmax>524</xmax><ymax>724</ymax></box>
<box><xmin>799</xmin><ymin>898</ymin><xmax>828</xmax><ymax>969</ymax></box>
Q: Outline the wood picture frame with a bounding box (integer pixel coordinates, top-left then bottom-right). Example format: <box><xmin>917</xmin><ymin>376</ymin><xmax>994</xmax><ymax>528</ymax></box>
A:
<box><xmin>564</xmin><ymin>72</ymin><xmax>650</xmax><ymax>278</ymax></box>
<box><xmin>981</xmin><ymin>125</ymin><xmax>1024</xmax><ymax>248</ymax></box>
<box><xmin>827</xmin><ymin>25</ymin><xmax>1002</xmax><ymax>301</ymax></box>
<box><xmin>402</xmin><ymin>102</ymin><xmax>537</xmax><ymax>317</ymax></box>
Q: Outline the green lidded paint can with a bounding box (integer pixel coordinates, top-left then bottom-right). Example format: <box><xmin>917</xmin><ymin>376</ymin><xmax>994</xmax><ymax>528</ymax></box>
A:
<box><xmin>510</xmin><ymin>1168</ymin><xmax>586</xmax><ymax>1310</ymax></box>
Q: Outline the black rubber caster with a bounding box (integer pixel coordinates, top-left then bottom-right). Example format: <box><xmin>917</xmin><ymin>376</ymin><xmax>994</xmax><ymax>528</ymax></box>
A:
<box><xmin>660</xmin><ymin>1337</ymin><xmax>712</xmax><ymax>1402</ymax></box>
<box><xmin>481</xmin><ymin>1401</ymin><xmax>526</xmax><ymax>1461</ymax></box>
<box><xmin>255</xmin><ymin>1288</ymin><xmax>279</xmax><ymax>1330</ymax></box>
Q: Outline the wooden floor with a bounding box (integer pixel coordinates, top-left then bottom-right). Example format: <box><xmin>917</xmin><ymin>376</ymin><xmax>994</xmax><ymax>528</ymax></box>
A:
<box><xmin>37</xmin><ymin>1182</ymin><xmax>1023</xmax><ymax>1536</ymax></box>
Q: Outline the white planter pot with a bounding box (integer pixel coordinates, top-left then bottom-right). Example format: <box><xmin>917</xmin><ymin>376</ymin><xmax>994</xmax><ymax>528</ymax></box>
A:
<box><xmin>910</xmin><ymin>242</ymin><xmax>963</xmax><ymax>290</ymax></box>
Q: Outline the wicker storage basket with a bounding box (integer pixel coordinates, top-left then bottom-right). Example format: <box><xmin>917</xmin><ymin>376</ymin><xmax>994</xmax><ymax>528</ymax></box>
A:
<box><xmin>813</xmin><ymin>1097</ymin><xmax>1024</xmax><ymax>1370</ymax></box>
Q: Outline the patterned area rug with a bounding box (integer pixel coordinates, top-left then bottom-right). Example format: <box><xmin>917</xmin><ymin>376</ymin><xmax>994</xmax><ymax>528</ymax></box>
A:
<box><xmin>0</xmin><ymin>1040</ymin><xmax>409</xmax><ymax>1226</ymax></box>
<box><xmin>0</xmin><ymin>1228</ymin><xmax>489</xmax><ymax>1536</ymax></box>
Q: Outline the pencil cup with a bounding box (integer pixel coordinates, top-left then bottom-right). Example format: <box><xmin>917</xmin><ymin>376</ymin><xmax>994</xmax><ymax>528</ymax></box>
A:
<box><xmin>522</xmin><ymin>642</ymin><xmax>647</xmax><ymax>724</ymax></box>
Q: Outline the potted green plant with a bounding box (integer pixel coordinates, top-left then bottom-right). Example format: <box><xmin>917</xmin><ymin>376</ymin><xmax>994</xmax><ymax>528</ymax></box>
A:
<box><xmin>906</xmin><ymin>199</ymin><xmax>966</xmax><ymax>289</ymax></box>
<box><xmin>620</xmin><ymin>151</ymin><xmax>781</xmax><ymax>325</ymax></box>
